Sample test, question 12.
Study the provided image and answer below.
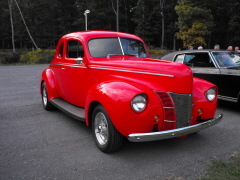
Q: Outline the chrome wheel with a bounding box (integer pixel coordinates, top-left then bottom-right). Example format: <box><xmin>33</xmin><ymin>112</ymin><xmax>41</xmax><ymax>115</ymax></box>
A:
<box><xmin>94</xmin><ymin>112</ymin><xmax>109</xmax><ymax>145</ymax></box>
<box><xmin>92</xmin><ymin>105</ymin><xmax>123</xmax><ymax>153</ymax></box>
<box><xmin>42</xmin><ymin>86</ymin><xmax>48</xmax><ymax>106</ymax></box>
<box><xmin>41</xmin><ymin>82</ymin><xmax>55</xmax><ymax>111</ymax></box>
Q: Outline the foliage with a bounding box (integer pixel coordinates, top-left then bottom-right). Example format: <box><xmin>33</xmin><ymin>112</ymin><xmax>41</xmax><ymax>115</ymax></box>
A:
<box><xmin>20</xmin><ymin>49</ymin><xmax>55</xmax><ymax>64</ymax></box>
<box><xmin>227</xmin><ymin>0</ymin><xmax>240</xmax><ymax>45</ymax></box>
<box><xmin>197</xmin><ymin>153</ymin><xmax>240</xmax><ymax>180</ymax></box>
<box><xmin>0</xmin><ymin>53</ymin><xmax>20</xmax><ymax>64</ymax></box>
<box><xmin>149</xmin><ymin>49</ymin><xmax>164</xmax><ymax>56</ymax></box>
<box><xmin>1</xmin><ymin>0</ymin><xmax>240</xmax><ymax>51</ymax></box>
<box><xmin>175</xmin><ymin>0</ymin><xmax>214</xmax><ymax>47</ymax></box>
<box><xmin>132</xmin><ymin>0</ymin><xmax>161</xmax><ymax>44</ymax></box>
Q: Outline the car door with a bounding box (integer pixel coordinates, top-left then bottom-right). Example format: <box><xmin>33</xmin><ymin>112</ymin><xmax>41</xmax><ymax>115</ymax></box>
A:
<box><xmin>218</xmin><ymin>68</ymin><xmax>240</xmax><ymax>101</ymax></box>
<box><xmin>60</xmin><ymin>38</ymin><xmax>93</xmax><ymax>107</ymax></box>
<box><xmin>174</xmin><ymin>52</ymin><xmax>221</xmax><ymax>89</ymax></box>
<box><xmin>212</xmin><ymin>51</ymin><xmax>240</xmax><ymax>101</ymax></box>
<box><xmin>50</xmin><ymin>40</ymin><xmax>66</xmax><ymax>98</ymax></box>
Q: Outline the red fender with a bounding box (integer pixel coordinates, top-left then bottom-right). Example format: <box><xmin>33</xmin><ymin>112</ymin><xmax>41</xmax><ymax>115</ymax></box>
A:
<box><xmin>191</xmin><ymin>77</ymin><xmax>218</xmax><ymax>124</ymax></box>
<box><xmin>85</xmin><ymin>81</ymin><xmax>164</xmax><ymax>136</ymax></box>
<box><xmin>40</xmin><ymin>69</ymin><xmax>58</xmax><ymax>101</ymax></box>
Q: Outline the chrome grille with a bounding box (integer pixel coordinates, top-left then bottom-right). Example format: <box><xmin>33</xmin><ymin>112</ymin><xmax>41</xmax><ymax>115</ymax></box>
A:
<box><xmin>168</xmin><ymin>92</ymin><xmax>192</xmax><ymax>128</ymax></box>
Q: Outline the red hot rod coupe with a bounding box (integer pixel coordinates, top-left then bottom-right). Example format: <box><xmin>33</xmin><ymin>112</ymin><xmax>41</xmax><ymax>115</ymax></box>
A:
<box><xmin>40</xmin><ymin>31</ymin><xmax>223</xmax><ymax>153</ymax></box>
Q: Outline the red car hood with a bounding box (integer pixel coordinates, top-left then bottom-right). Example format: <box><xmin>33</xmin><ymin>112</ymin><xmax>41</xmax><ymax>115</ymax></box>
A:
<box><xmin>89</xmin><ymin>58</ymin><xmax>193</xmax><ymax>94</ymax></box>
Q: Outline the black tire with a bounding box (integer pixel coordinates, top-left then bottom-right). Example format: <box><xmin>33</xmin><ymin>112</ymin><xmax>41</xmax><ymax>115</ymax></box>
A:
<box><xmin>237</xmin><ymin>93</ymin><xmax>240</xmax><ymax>108</ymax></box>
<box><xmin>41</xmin><ymin>82</ymin><xmax>55</xmax><ymax>111</ymax></box>
<box><xmin>92</xmin><ymin>105</ymin><xmax>123</xmax><ymax>153</ymax></box>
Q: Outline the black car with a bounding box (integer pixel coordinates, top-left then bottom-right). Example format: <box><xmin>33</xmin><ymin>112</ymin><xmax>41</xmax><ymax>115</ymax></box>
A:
<box><xmin>161</xmin><ymin>50</ymin><xmax>240</xmax><ymax>104</ymax></box>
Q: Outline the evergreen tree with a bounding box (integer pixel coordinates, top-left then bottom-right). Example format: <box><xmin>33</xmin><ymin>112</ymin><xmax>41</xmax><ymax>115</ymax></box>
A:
<box><xmin>175</xmin><ymin>0</ymin><xmax>214</xmax><ymax>48</ymax></box>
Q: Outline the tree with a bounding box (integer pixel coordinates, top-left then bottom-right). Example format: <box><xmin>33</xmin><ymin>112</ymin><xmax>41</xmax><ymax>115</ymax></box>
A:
<box><xmin>1</xmin><ymin>0</ymin><xmax>240</xmax><ymax>51</ymax></box>
<box><xmin>175</xmin><ymin>0</ymin><xmax>214</xmax><ymax>48</ymax></box>
<box><xmin>111</xmin><ymin>0</ymin><xmax>119</xmax><ymax>31</ymax></box>
<box><xmin>13</xmin><ymin>0</ymin><xmax>39</xmax><ymax>49</ymax></box>
<box><xmin>159</xmin><ymin>0</ymin><xmax>165</xmax><ymax>48</ymax></box>
<box><xmin>8</xmin><ymin>0</ymin><xmax>15</xmax><ymax>52</ymax></box>
<box><xmin>227</xmin><ymin>0</ymin><xmax>240</xmax><ymax>47</ymax></box>
<box><xmin>132</xmin><ymin>0</ymin><xmax>162</xmax><ymax>45</ymax></box>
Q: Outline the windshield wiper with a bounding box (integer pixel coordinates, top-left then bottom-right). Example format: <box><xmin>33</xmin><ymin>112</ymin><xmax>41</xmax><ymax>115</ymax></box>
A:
<box><xmin>107</xmin><ymin>54</ymin><xmax>123</xmax><ymax>58</ymax></box>
<box><xmin>124</xmin><ymin>54</ymin><xmax>139</xmax><ymax>57</ymax></box>
<box><xmin>107</xmin><ymin>54</ymin><xmax>138</xmax><ymax>58</ymax></box>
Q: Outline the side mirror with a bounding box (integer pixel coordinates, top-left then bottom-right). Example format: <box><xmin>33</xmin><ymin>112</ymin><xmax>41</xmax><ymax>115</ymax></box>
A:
<box><xmin>76</xmin><ymin>57</ymin><xmax>83</xmax><ymax>64</ymax></box>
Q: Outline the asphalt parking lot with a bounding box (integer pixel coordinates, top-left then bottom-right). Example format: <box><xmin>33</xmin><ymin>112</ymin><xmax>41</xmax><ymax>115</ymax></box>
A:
<box><xmin>0</xmin><ymin>64</ymin><xmax>240</xmax><ymax>180</ymax></box>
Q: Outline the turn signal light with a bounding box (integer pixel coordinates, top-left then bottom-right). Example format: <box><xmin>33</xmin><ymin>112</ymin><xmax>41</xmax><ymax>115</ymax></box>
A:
<box><xmin>154</xmin><ymin>115</ymin><xmax>159</xmax><ymax>122</ymax></box>
<box><xmin>197</xmin><ymin>108</ymin><xmax>203</xmax><ymax>115</ymax></box>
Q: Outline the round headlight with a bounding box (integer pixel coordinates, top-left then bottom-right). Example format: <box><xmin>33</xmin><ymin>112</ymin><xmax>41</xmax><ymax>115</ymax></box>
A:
<box><xmin>206</xmin><ymin>87</ymin><xmax>216</xmax><ymax>101</ymax></box>
<box><xmin>131</xmin><ymin>94</ymin><xmax>147</xmax><ymax>113</ymax></box>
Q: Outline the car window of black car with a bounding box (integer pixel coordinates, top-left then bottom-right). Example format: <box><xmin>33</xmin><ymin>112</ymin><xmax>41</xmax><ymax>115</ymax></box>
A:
<box><xmin>184</xmin><ymin>53</ymin><xmax>214</xmax><ymax>67</ymax></box>
<box><xmin>184</xmin><ymin>55</ymin><xmax>195</xmax><ymax>62</ymax></box>
<box><xmin>213</xmin><ymin>52</ymin><xmax>239</xmax><ymax>67</ymax></box>
<box><xmin>175</xmin><ymin>54</ymin><xmax>185</xmax><ymax>63</ymax></box>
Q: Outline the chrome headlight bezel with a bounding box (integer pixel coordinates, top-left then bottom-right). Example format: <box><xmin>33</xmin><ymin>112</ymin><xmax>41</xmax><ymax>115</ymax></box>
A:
<box><xmin>131</xmin><ymin>94</ymin><xmax>147</xmax><ymax>113</ymax></box>
<box><xmin>206</xmin><ymin>87</ymin><xmax>217</xmax><ymax>101</ymax></box>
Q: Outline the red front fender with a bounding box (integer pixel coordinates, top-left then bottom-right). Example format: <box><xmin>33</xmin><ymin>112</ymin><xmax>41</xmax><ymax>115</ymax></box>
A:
<box><xmin>192</xmin><ymin>77</ymin><xmax>218</xmax><ymax>123</ymax></box>
<box><xmin>85</xmin><ymin>81</ymin><xmax>164</xmax><ymax>136</ymax></box>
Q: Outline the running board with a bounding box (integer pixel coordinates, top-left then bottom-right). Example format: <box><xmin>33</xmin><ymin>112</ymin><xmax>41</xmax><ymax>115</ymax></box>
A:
<box><xmin>51</xmin><ymin>98</ymin><xmax>85</xmax><ymax>122</ymax></box>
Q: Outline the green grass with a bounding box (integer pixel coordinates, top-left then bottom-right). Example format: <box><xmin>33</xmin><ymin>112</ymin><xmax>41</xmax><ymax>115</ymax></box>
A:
<box><xmin>197</xmin><ymin>152</ymin><xmax>240</xmax><ymax>180</ymax></box>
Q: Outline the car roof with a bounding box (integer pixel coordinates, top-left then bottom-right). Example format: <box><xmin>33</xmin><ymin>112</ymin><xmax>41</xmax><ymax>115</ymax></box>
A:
<box><xmin>61</xmin><ymin>31</ymin><xmax>143</xmax><ymax>42</ymax></box>
<box><xmin>161</xmin><ymin>50</ymin><xmax>237</xmax><ymax>61</ymax></box>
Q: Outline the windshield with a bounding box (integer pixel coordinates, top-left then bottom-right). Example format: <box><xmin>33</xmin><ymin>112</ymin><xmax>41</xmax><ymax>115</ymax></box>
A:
<box><xmin>212</xmin><ymin>52</ymin><xmax>240</xmax><ymax>67</ymax></box>
<box><xmin>88</xmin><ymin>37</ymin><xmax>147</xmax><ymax>58</ymax></box>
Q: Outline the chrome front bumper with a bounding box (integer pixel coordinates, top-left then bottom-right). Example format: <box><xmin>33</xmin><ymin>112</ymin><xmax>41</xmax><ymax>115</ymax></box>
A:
<box><xmin>128</xmin><ymin>114</ymin><xmax>223</xmax><ymax>142</ymax></box>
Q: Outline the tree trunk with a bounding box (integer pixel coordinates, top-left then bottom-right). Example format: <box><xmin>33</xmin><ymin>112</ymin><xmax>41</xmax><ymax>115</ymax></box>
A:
<box><xmin>13</xmin><ymin>0</ymin><xmax>39</xmax><ymax>50</ymax></box>
<box><xmin>161</xmin><ymin>14</ymin><xmax>164</xmax><ymax>48</ymax></box>
<box><xmin>160</xmin><ymin>0</ymin><xmax>165</xmax><ymax>48</ymax></box>
<box><xmin>8</xmin><ymin>0</ymin><xmax>15</xmax><ymax>53</ymax></box>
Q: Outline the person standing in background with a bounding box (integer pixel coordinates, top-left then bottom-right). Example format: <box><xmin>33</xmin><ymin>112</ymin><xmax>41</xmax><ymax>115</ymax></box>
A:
<box><xmin>214</xmin><ymin>44</ymin><xmax>220</xmax><ymax>50</ymax></box>
<box><xmin>235</xmin><ymin>46</ymin><xmax>240</xmax><ymax>52</ymax></box>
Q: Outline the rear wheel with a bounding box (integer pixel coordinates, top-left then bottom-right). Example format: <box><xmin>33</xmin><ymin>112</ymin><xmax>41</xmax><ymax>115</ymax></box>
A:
<box><xmin>41</xmin><ymin>82</ymin><xmax>55</xmax><ymax>111</ymax></box>
<box><xmin>92</xmin><ymin>105</ymin><xmax>123</xmax><ymax>153</ymax></box>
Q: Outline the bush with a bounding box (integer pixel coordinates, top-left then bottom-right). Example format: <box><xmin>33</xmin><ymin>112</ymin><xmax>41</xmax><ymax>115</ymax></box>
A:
<box><xmin>149</xmin><ymin>49</ymin><xmax>164</xmax><ymax>56</ymax></box>
<box><xmin>20</xmin><ymin>49</ymin><xmax>55</xmax><ymax>64</ymax></box>
<box><xmin>0</xmin><ymin>53</ymin><xmax>21</xmax><ymax>64</ymax></box>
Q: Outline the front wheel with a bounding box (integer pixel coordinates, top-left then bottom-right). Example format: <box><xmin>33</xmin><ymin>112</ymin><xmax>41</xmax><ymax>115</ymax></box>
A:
<box><xmin>92</xmin><ymin>105</ymin><xmax>123</xmax><ymax>153</ymax></box>
<box><xmin>41</xmin><ymin>82</ymin><xmax>55</xmax><ymax>111</ymax></box>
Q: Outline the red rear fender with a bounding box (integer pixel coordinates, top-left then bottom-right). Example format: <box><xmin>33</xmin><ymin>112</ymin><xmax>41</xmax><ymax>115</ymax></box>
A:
<box><xmin>40</xmin><ymin>69</ymin><xmax>58</xmax><ymax>100</ymax></box>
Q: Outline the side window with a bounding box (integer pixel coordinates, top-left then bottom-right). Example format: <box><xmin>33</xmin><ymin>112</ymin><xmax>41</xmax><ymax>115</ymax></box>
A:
<box><xmin>184</xmin><ymin>53</ymin><xmax>214</xmax><ymax>67</ymax></box>
<box><xmin>67</xmin><ymin>40</ymin><xmax>84</xmax><ymax>58</ymax></box>
<box><xmin>184</xmin><ymin>55</ymin><xmax>195</xmax><ymax>63</ymax></box>
<box><xmin>58</xmin><ymin>43</ymin><xmax>64</xmax><ymax>58</ymax></box>
<box><xmin>175</xmin><ymin>54</ymin><xmax>185</xmax><ymax>63</ymax></box>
